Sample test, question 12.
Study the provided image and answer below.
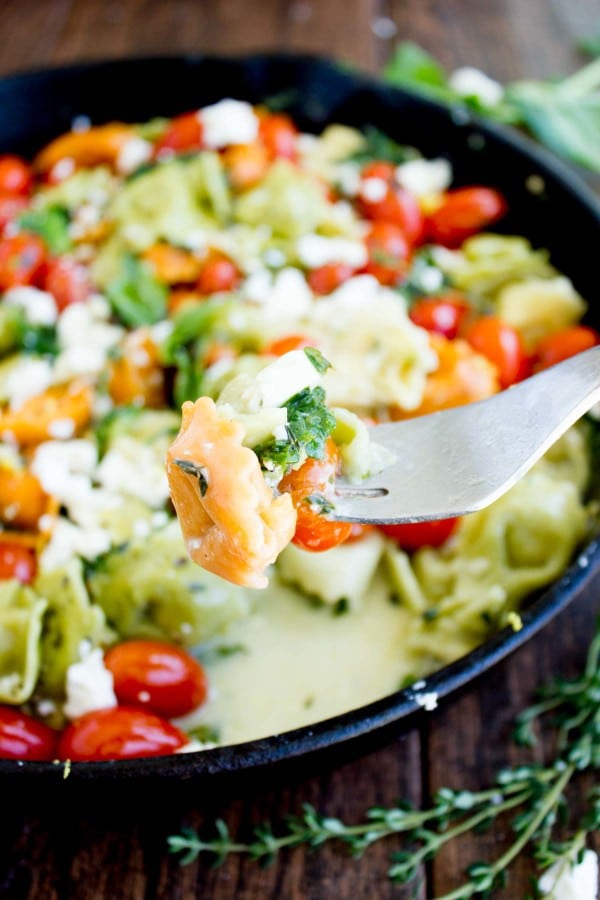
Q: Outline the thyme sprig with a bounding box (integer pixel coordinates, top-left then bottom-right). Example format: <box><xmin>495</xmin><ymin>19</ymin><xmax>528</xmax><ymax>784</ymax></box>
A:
<box><xmin>168</xmin><ymin>625</ymin><xmax>600</xmax><ymax>897</ymax></box>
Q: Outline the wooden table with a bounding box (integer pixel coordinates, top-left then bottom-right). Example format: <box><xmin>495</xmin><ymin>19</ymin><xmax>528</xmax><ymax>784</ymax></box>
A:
<box><xmin>1</xmin><ymin>1</ymin><xmax>599</xmax><ymax>897</ymax></box>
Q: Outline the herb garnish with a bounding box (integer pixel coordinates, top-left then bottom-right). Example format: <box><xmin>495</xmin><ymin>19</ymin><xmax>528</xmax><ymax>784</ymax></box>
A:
<box><xmin>18</xmin><ymin>205</ymin><xmax>72</xmax><ymax>255</ymax></box>
<box><xmin>169</xmin><ymin>624</ymin><xmax>600</xmax><ymax>897</ymax></box>
<box><xmin>253</xmin><ymin>386</ymin><xmax>336</xmax><ymax>475</ymax></box>
<box><xmin>106</xmin><ymin>254</ymin><xmax>168</xmax><ymax>327</ymax></box>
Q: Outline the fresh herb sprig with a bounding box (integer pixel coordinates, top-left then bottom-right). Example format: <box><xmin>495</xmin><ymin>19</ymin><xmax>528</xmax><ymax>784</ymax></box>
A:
<box><xmin>168</xmin><ymin>624</ymin><xmax>600</xmax><ymax>897</ymax></box>
<box><xmin>384</xmin><ymin>42</ymin><xmax>600</xmax><ymax>171</ymax></box>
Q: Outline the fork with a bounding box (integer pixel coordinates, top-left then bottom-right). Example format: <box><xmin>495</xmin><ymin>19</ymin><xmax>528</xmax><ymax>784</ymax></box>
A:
<box><xmin>332</xmin><ymin>346</ymin><xmax>600</xmax><ymax>524</ymax></box>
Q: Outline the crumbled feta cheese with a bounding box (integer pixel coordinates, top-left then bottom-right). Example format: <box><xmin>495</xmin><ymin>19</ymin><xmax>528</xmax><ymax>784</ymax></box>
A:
<box><xmin>395</xmin><ymin>158</ymin><xmax>452</xmax><ymax>197</ymax></box>
<box><xmin>150</xmin><ymin>320</ymin><xmax>174</xmax><ymax>345</ymax></box>
<box><xmin>415</xmin><ymin>691</ymin><xmax>438</xmax><ymax>711</ymax></box>
<box><xmin>448</xmin><ymin>67</ymin><xmax>504</xmax><ymax>106</ymax></box>
<box><xmin>96</xmin><ymin>437</ymin><xmax>170</xmax><ymax>508</ymax></box>
<box><xmin>200</xmin><ymin>99</ymin><xmax>259</xmax><ymax>148</ymax></box>
<box><xmin>334</xmin><ymin>162</ymin><xmax>362</xmax><ymax>197</ymax></box>
<box><xmin>4</xmin><ymin>358</ymin><xmax>54</xmax><ymax>411</ymax></box>
<box><xmin>3</xmin><ymin>286</ymin><xmax>58</xmax><ymax>326</ymax></box>
<box><xmin>50</xmin><ymin>157</ymin><xmax>75</xmax><ymax>182</ymax></box>
<box><xmin>296</xmin><ymin>234</ymin><xmax>367</xmax><ymax>269</ymax></box>
<box><xmin>255</xmin><ymin>350</ymin><xmax>322</xmax><ymax>408</ymax></box>
<box><xmin>538</xmin><ymin>849</ymin><xmax>598</xmax><ymax>900</ymax></box>
<box><xmin>36</xmin><ymin>698</ymin><xmax>57</xmax><ymax>716</ymax></box>
<box><xmin>48</xmin><ymin>418</ymin><xmax>76</xmax><ymax>439</ymax></box>
<box><xmin>263</xmin><ymin>247</ymin><xmax>287</xmax><ymax>268</ymax></box>
<box><xmin>360</xmin><ymin>177</ymin><xmax>388</xmax><ymax>202</ymax></box>
<box><xmin>243</xmin><ymin>269</ymin><xmax>273</xmax><ymax>304</ymax></box>
<box><xmin>40</xmin><ymin>518</ymin><xmax>111</xmax><ymax>570</ymax></box>
<box><xmin>116</xmin><ymin>136</ymin><xmax>152</xmax><ymax>174</ymax></box>
<box><xmin>63</xmin><ymin>647</ymin><xmax>117</xmax><ymax>720</ymax></box>
<box><xmin>54</xmin><ymin>301</ymin><xmax>123</xmax><ymax>379</ymax></box>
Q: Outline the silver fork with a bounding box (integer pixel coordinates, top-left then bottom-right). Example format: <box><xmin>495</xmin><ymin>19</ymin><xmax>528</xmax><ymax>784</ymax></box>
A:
<box><xmin>332</xmin><ymin>346</ymin><xmax>600</xmax><ymax>524</ymax></box>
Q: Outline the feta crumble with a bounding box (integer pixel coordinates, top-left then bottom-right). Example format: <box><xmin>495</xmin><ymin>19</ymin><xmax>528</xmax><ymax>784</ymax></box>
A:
<box><xmin>448</xmin><ymin>67</ymin><xmax>504</xmax><ymax>106</ymax></box>
<box><xmin>63</xmin><ymin>647</ymin><xmax>117</xmax><ymax>720</ymax></box>
<box><xmin>3</xmin><ymin>286</ymin><xmax>58</xmax><ymax>326</ymax></box>
<box><xmin>200</xmin><ymin>99</ymin><xmax>259</xmax><ymax>149</ymax></box>
<box><xmin>395</xmin><ymin>158</ymin><xmax>452</xmax><ymax>197</ymax></box>
<box><xmin>4</xmin><ymin>358</ymin><xmax>54</xmax><ymax>411</ymax></box>
<box><xmin>296</xmin><ymin>234</ymin><xmax>367</xmax><ymax>269</ymax></box>
<box><xmin>116</xmin><ymin>136</ymin><xmax>152</xmax><ymax>174</ymax></box>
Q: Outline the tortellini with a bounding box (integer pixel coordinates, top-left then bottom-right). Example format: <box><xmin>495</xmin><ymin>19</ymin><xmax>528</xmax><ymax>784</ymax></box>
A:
<box><xmin>0</xmin><ymin>581</ymin><xmax>46</xmax><ymax>704</ymax></box>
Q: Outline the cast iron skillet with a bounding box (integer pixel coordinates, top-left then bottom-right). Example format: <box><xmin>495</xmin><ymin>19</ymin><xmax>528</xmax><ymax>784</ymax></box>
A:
<box><xmin>1</xmin><ymin>54</ymin><xmax>599</xmax><ymax>788</ymax></box>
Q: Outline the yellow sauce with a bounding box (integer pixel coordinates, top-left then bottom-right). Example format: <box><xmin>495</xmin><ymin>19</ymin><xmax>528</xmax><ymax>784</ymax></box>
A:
<box><xmin>187</xmin><ymin>574</ymin><xmax>416</xmax><ymax>745</ymax></box>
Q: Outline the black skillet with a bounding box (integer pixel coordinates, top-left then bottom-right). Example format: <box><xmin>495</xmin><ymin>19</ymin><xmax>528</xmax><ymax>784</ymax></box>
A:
<box><xmin>1</xmin><ymin>53</ymin><xmax>599</xmax><ymax>789</ymax></box>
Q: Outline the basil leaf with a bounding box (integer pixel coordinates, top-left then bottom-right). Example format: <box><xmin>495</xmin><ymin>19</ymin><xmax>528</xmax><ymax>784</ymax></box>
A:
<box><xmin>106</xmin><ymin>255</ymin><xmax>167</xmax><ymax>327</ymax></box>
<box><xmin>383</xmin><ymin>42</ymin><xmax>449</xmax><ymax>95</ymax></box>
<box><xmin>254</xmin><ymin>386</ymin><xmax>336</xmax><ymax>474</ymax></box>
<box><xmin>18</xmin><ymin>206</ymin><xmax>72</xmax><ymax>255</ymax></box>
<box><xmin>304</xmin><ymin>347</ymin><xmax>331</xmax><ymax>374</ymax></box>
<box><xmin>160</xmin><ymin>299</ymin><xmax>226</xmax><ymax>365</ymax></box>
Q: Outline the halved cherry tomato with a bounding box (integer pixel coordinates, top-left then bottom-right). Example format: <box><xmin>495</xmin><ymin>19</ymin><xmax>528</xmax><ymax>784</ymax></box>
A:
<box><xmin>0</xmin><ymin>542</ymin><xmax>37</xmax><ymax>584</ymax></box>
<box><xmin>364</xmin><ymin>221</ymin><xmax>411</xmax><ymax>286</ymax></box>
<box><xmin>0</xmin><ymin>194</ymin><xmax>28</xmax><ymax>232</ymax></box>
<box><xmin>262</xmin><ymin>334</ymin><xmax>314</xmax><ymax>356</ymax></box>
<box><xmin>142</xmin><ymin>243</ymin><xmax>201</xmax><ymax>284</ymax></box>
<box><xmin>0</xmin><ymin>705</ymin><xmax>57</xmax><ymax>760</ymax></box>
<box><xmin>0</xmin><ymin>233</ymin><xmax>46</xmax><ymax>290</ymax></box>
<box><xmin>104</xmin><ymin>640</ymin><xmax>208</xmax><ymax>719</ymax></box>
<box><xmin>409</xmin><ymin>294</ymin><xmax>470</xmax><ymax>340</ymax></box>
<box><xmin>43</xmin><ymin>257</ymin><xmax>91</xmax><ymax>311</ymax></box>
<box><xmin>308</xmin><ymin>262</ymin><xmax>354</xmax><ymax>295</ymax></box>
<box><xmin>379</xmin><ymin>517</ymin><xmax>459</xmax><ymax>550</ymax></box>
<box><xmin>465</xmin><ymin>316</ymin><xmax>529</xmax><ymax>388</ymax></box>
<box><xmin>279</xmin><ymin>438</ymin><xmax>353</xmax><ymax>552</ymax></box>
<box><xmin>259</xmin><ymin>113</ymin><xmax>298</xmax><ymax>160</ymax></box>
<box><xmin>154</xmin><ymin>112</ymin><xmax>203</xmax><ymax>156</ymax></box>
<box><xmin>223</xmin><ymin>142</ymin><xmax>269</xmax><ymax>190</ymax></box>
<box><xmin>426</xmin><ymin>187</ymin><xmax>507</xmax><ymax>247</ymax></box>
<box><xmin>359</xmin><ymin>183</ymin><xmax>425</xmax><ymax>246</ymax></box>
<box><xmin>0</xmin><ymin>467</ymin><xmax>48</xmax><ymax>531</ymax></box>
<box><xmin>361</xmin><ymin>160</ymin><xmax>396</xmax><ymax>181</ymax></box>
<box><xmin>197</xmin><ymin>252</ymin><xmax>240</xmax><ymax>295</ymax></box>
<box><xmin>534</xmin><ymin>326</ymin><xmax>600</xmax><ymax>371</ymax></box>
<box><xmin>57</xmin><ymin>707</ymin><xmax>188</xmax><ymax>761</ymax></box>
<box><xmin>0</xmin><ymin>156</ymin><xmax>33</xmax><ymax>196</ymax></box>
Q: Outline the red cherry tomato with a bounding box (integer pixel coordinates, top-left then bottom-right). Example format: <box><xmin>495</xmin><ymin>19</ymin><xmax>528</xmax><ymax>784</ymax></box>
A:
<box><xmin>262</xmin><ymin>334</ymin><xmax>314</xmax><ymax>356</ymax></box>
<box><xmin>259</xmin><ymin>113</ymin><xmax>298</xmax><ymax>160</ymax></box>
<box><xmin>104</xmin><ymin>640</ymin><xmax>208</xmax><ymax>718</ymax></box>
<box><xmin>0</xmin><ymin>542</ymin><xmax>37</xmax><ymax>584</ymax></box>
<box><xmin>360</xmin><ymin>183</ymin><xmax>425</xmax><ymax>246</ymax></box>
<box><xmin>361</xmin><ymin>161</ymin><xmax>396</xmax><ymax>181</ymax></box>
<box><xmin>0</xmin><ymin>233</ymin><xmax>46</xmax><ymax>290</ymax></box>
<box><xmin>43</xmin><ymin>257</ymin><xmax>91</xmax><ymax>311</ymax></box>
<box><xmin>155</xmin><ymin>112</ymin><xmax>204</xmax><ymax>156</ymax></box>
<box><xmin>379</xmin><ymin>517</ymin><xmax>460</xmax><ymax>551</ymax></box>
<box><xmin>534</xmin><ymin>326</ymin><xmax>600</xmax><ymax>371</ymax></box>
<box><xmin>57</xmin><ymin>707</ymin><xmax>189</xmax><ymax>761</ymax></box>
<box><xmin>409</xmin><ymin>294</ymin><xmax>470</xmax><ymax>340</ymax></box>
<box><xmin>364</xmin><ymin>221</ymin><xmax>411</xmax><ymax>286</ymax></box>
<box><xmin>426</xmin><ymin>187</ymin><xmax>507</xmax><ymax>247</ymax></box>
<box><xmin>0</xmin><ymin>193</ymin><xmax>29</xmax><ymax>232</ymax></box>
<box><xmin>308</xmin><ymin>262</ymin><xmax>354</xmax><ymax>295</ymax></box>
<box><xmin>279</xmin><ymin>438</ymin><xmax>353</xmax><ymax>552</ymax></box>
<box><xmin>0</xmin><ymin>155</ymin><xmax>33</xmax><ymax>196</ymax></box>
<box><xmin>465</xmin><ymin>316</ymin><xmax>529</xmax><ymax>388</ymax></box>
<box><xmin>0</xmin><ymin>705</ymin><xmax>57</xmax><ymax>760</ymax></box>
<box><xmin>197</xmin><ymin>253</ymin><xmax>240</xmax><ymax>295</ymax></box>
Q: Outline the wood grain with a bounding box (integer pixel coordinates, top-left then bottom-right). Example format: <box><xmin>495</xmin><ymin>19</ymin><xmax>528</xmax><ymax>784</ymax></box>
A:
<box><xmin>0</xmin><ymin>1</ymin><xmax>599</xmax><ymax>897</ymax></box>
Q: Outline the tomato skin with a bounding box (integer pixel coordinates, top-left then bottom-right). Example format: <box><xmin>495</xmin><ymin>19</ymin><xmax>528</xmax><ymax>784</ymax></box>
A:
<box><xmin>0</xmin><ymin>233</ymin><xmax>46</xmax><ymax>290</ymax></box>
<box><xmin>308</xmin><ymin>262</ymin><xmax>354</xmax><ymax>295</ymax></box>
<box><xmin>0</xmin><ymin>542</ymin><xmax>37</xmax><ymax>584</ymax></box>
<box><xmin>262</xmin><ymin>334</ymin><xmax>314</xmax><ymax>356</ymax></box>
<box><xmin>410</xmin><ymin>295</ymin><xmax>470</xmax><ymax>340</ymax></box>
<box><xmin>197</xmin><ymin>253</ymin><xmax>240</xmax><ymax>295</ymax></box>
<box><xmin>0</xmin><ymin>193</ymin><xmax>29</xmax><ymax>231</ymax></box>
<box><xmin>465</xmin><ymin>316</ymin><xmax>529</xmax><ymax>388</ymax></box>
<box><xmin>104</xmin><ymin>640</ymin><xmax>208</xmax><ymax>719</ymax></box>
<box><xmin>534</xmin><ymin>326</ymin><xmax>600</xmax><ymax>371</ymax></box>
<box><xmin>57</xmin><ymin>707</ymin><xmax>189</xmax><ymax>761</ymax></box>
<box><xmin>43</xmin><ymin>257</ymin><xmax>91</xmax><ymax>311</ymax></box>
<box><xmin>155</xmin><ymin>112</ymin><xmax>203</xmax><ymax>156</ymax></box>
<box><xmin>0</xmin><ymin>156</ymin><xmax>33</xmax><ymax>196</ymax></box>
<box><xmin>0</xmin><ymin>705</ymin><xmax>57</xmax><ymax>760</ymax></box>
<box><xmin>279</xmin><ymin>438</ymin><xmax>353</xmax><ymax>552</ymax></box>
<box><xmin>364</xmin><ymin>221</ymin><xmax>411</xmax><ymax>286</ymax></box>
<box><xmin>379</xmin><ymin>517</ymin><xmax>460</xmax><ymax>550</ymax></box>
<box><xmin>259</xmin><ymin>113</ymin><xmax>298</xmax><ymax>160</ymax></box>
<box><xmin>360</xmin><ymin>184</ymin><xmax>425</xmax><ymax>246</ymax></box>
<box><xmin>361</xmin><ymin>160</ymin><xmax>396</xmax><ymax>181</ymax></box>
<box><xmin>426</xmin><ymin>187</ymin><xmax>507</xmax><ymax>247</ymax></box>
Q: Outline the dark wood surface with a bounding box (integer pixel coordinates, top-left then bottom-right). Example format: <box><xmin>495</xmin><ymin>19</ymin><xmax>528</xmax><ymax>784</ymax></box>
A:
<box><xmin>1</xmin><ymin>1</ymin><xmax>599</xmax><ymax>897</ymax></box>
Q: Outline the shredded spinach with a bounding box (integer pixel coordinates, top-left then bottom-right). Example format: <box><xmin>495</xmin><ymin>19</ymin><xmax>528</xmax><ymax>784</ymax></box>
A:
<box><xmin>253</xmin><ymin>386</ymin><xmax>336</xmax><ymax>475</ymax></box>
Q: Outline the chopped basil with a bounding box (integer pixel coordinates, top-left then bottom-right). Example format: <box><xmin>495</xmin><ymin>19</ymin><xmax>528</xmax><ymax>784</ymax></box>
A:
<box><xmin>253</xmin><ymin>386</ymin><xmax>336</xmax><ymax>475</ymax></box>
<box><xmin>303</xmin><ymin>346</ymin><xmax>331</xmax><ymax>374</ymax></box>
<box><xmin>18</xmin><ymin>205</ymin><xmax>72</xmax><ymax>255</ymax></box>
<box><xmin>106</xmin><ymin>254</ymin><xmax>168</xmax><ymax>327</ymax></box>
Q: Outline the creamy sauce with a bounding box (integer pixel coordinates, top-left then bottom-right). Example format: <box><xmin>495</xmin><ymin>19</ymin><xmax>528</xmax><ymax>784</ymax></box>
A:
<box><xmin>183</xmin><ymin>574</ymin><xmax>416</xmax><ymax>745</ymax></box>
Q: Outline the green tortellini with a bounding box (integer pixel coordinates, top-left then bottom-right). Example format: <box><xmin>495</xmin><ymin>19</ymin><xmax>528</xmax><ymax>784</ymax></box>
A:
<box><xmin>0</xmin><ymin>581</ymin><xmax>47</xmax><ymax>704</ymax></box>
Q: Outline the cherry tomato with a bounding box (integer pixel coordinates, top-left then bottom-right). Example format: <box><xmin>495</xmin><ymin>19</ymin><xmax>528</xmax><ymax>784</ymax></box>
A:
<box><xmin>308</xmin><ymin>262</ymin><xmax>354</xmax><ymax>295</ymax></box>
<box><xmin>197</xmin><ymin>253</ymin><xmax>240</xmax><ymax>295</ymax></box>
<box><xmin>154</xmin><ymin>112</ymin><xmax>203</xmax><ymax>156</ymax></box>
<box><xmin>104</xmin><ymin>640</ymin><xmax>208</xmax><ymax>718</ymax></box>
<box><xmin>379</xmin><ymin>517</ymin><xmax>460</xmax><ymax>550</ymax></box>
<box><xmin>534</xmin><ymin>326</ymin><xmax>600</xmax><ymax>371</ymax></box>
<box><xmin>426</xmin><ymin>187</ymin><xmax>507</xmax><ymax>247</ymax></box>
<box><xmin>57</xmin><ymin>707</ymin><xmax>189</xmax><ymax>761</ymax></box>
<box><xmin>279</xmin><ymin>438</ymin><xmax>353</xmax><ymax>552</ymax></box>
<box><xmin>0</xmin><ymin>193</ymin><xmax>28</xmax><ymax>231</ymax></box>
<box><xmin>0</xmin><ymin>155</ymin><xmax>33</xmax><ymax>196</ymax></box>
<box><xmin>364</xmin><ymin>221</ymin><xmax>411</xmax><ymax>286</ymax></box>
<box><xmin>465</xmin><ymin>316</ymin><xmax>529</xmax><ymax>388</ymax></box>
<box><xmin>360</xmin><ymin>183</ymin><xmax>425</xmax><ymax>246</ymax></box>
<box><xmin>259</xmin><ymin>113</ymin><xmax>298</xmax><ymax>160</ymax></box>
<box><xmin>0</xmin><ymin>542</ymin><xmax>37</xmax><ymax>584</ymax></box>
<box><xmin>361</xmin><ymin>160</ymin><xmax>396</xmax><ymax>181</ymax></box>
<box><xmin>43</xmin><ymin>257</ymin><xmax>91</xmax><ymax>311</ymax></box>
<box><xmin>262</xmin><ymin>334</ymin><xmax>314</xmax><ymax>356</ymax></box>
<box><xmin>0</xmin><ymin>705</ymin><xmax>57</xmax><ymax>760</ymax></box>
<box><xmin>409</xmin><ymin>294</ymin><xmax>470</xmax><ymax>340</ymax></box>
<box><xmin>0</xmin><ymin>233</ymin><xmax>46</xmax><ymax>290</ymax></box>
